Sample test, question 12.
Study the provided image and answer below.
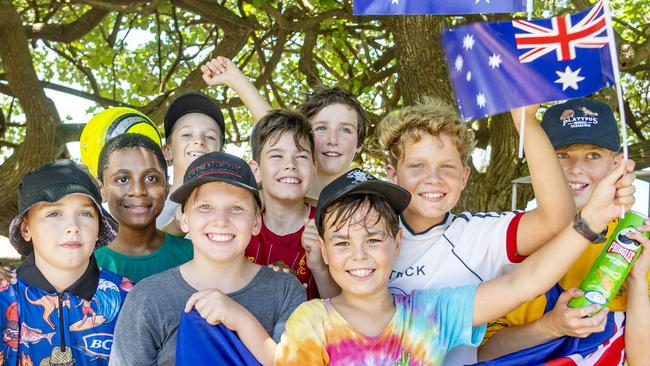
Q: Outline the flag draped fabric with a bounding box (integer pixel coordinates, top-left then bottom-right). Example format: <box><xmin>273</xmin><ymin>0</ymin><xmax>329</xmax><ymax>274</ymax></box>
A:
<box><xmin>354</xmin><ymin>0</ymin><xmax>529</xmax><ymax>15</ymax></box>
<box><xmin>442</xmin><ymin>1</ymin><xmax>614</xmax><ymax>120</ymax></box>
<box><xmin>472</xmin><ymin>284</ymin><xmax>627</xmax><ymax>366</ymax></box>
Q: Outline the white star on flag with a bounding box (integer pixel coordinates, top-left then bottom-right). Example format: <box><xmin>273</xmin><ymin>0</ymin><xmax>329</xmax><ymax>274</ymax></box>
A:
<box><xmin>477</xmin><ymin>92</ymin><xmax>487</xmax><ymax>108</ymax></box>
<box><xmin>392</xmin><ymin>0</ymin><xmax>399</xmax><ymax>4</ymax></box>
<box><xmin>554</xmin><ymin>66</ymin><xmax>585</xmax><ymax>91</ymax></box>
<box><xmin>454</xmin><ymin>55</ymin><xmax>464</xmax><ymax>72</ymax></box>
<box><xmin>476</xmin><ymin>0</ymin><xmax>490</xmax><ymax>3</ymax></box>
<box><xmin>488</xmin><ymin>54</ymin><xmax>502</xmax><ymax>69</ymax></box>
<box><xmin>466</xmin><ymin>71</ymin><xmax>472</xmax><ymax>81</ymax></box>
<box><xmin>462</xmin><ymin>34</ymin><xmax>475</xmax><ymax>51</ymax></box>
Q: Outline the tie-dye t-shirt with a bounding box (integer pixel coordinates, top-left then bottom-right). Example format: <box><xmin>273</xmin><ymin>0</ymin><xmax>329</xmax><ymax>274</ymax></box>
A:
<box><xmin>275</xmin><ymin>285</ymin><xmax>486</xmax><ymax>366</ymax></box>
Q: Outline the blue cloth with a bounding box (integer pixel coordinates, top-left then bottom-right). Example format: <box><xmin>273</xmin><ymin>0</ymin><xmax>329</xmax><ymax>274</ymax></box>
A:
<box><xmin>0</xmin><ymin>270</ymin><xmax>130</xmax><ymax>365</ymax></box>
<box><xmin>175</xmin><ymin>309</ymin><xmax>261</xmax><ymax>366</ymax></box>
<box><xmin>441</xmin><ymin>1</ymin><xmax>614</xmax><ymax>120</ymax></box>
<box><xmin>354</xmin><ymin>0</ymin><xmax>528</xmax><ymax>15</ymax></box>
<box><xmin>472</xmin><ymin>284</ymin><xmax>625</xmax><ymax>366</ymax></box>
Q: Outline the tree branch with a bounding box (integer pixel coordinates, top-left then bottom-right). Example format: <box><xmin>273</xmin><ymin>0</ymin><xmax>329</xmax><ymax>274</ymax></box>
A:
<box><xmin>172</xmin><ymin>0</ymin><xmax>257</xmax><ymax>32</ymax></box>
<box><xmin>26</xmin><ymin>7</ymin><xmax>109</xmax><ymax>42</ymax></box>
<box><xmin>0</xmin><ymin>140</ymin><xmax>19</xmax><ymax>149</ymax></box>
<box><xmin>298</xmin><ymin>30</ymin><xmax>321</xmax><ymax>88</ymax></box>
<box><xmin>71</xmin><ymin>0</ymin><xmax>163</xmax><ymax>15</ymax></box>
<box><xmin>144</xmin><ymin>27</ymin><xmax>251</xmax><ymax>125</ymax></box>
<box><xmin>0</xmin><ymin>79</ymin><xmax>140</xmax><ymax>109</ymax></box>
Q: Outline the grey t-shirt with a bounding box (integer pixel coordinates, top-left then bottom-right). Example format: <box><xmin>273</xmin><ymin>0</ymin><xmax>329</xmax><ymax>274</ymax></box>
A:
<box><xmin>109</xmin><ymin>265</ymin><xmax>306</xmax><ymax>366</ymax></box>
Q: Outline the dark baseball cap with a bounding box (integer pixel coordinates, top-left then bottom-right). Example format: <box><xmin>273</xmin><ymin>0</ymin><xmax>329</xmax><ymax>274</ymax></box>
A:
<box><xmin>541</xmin><ymin>98</ymin><xmax>620</xmax><ymax>152</ymax></box>
<box><xmin>164</xmin><ymin>92</ymin><xmax>226</xmax><ymax>142</ymax></box>
<box><xmin>8</xmin><ymin>160</ymin><xmax>118</xmax><ymax>256</ymax></box>
<box><xmin>170</xmin><ymin>151</ymin><xmax>261</xmax><ymax>209</ymax></box>
<box><xmin>315</xmin><ymin>168</ymin><xmax>411</xmax><ymax>236</ymax></box>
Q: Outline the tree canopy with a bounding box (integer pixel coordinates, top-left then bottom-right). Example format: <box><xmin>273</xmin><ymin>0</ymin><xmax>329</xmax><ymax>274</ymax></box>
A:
<box><xmin>1</xmin><ymin>0</ymin><xmax>649</xmax><ymax>236</ymax></box>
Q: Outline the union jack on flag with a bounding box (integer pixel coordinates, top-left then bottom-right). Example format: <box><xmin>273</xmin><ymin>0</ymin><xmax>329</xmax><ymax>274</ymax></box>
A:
<box><xmin>441</xmin><ymin>0</ymin><xmax>615</xmax><ymax>120</ymax></box>
<box><xmin>514</xmin><ymin>1</ymin><xmax>608</xmax><ymax>63</ymax></box>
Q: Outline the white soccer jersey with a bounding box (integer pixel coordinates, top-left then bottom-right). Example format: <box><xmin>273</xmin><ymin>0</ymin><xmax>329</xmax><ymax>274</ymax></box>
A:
<box><xmin>389</xmin><ymin>210</ymin><xmax>526</xmax><ymax>366</ymax></box>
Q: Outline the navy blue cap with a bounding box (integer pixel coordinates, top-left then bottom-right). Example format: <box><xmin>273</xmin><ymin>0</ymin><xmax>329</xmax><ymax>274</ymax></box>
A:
<box><xmin>541</xmin><ymin>98</ymin><xmax>620</xmax><ymax>152</ymax></box>
<box><xmin>315</xmin><ymin>169</ymin><xmax>411</xmax><ymax>236</ymax></box>
<box><xmin>170</xmin><ymin>151</ymin><xmax>260</xmax><ymax>210</ymax></box>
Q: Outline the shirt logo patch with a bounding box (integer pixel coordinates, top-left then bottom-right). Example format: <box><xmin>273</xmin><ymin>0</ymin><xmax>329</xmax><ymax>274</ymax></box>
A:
<box><xmin>82</xmin><ymin>333</ymin><xmax>114</xmax><ymax>357</ymax></box>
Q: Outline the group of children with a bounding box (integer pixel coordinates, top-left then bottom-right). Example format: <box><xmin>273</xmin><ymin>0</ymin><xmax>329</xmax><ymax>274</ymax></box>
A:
<box><xmin>0</xmin><ymin>56</ymin><xmax>648</xmax><ymax>366</ymax></box>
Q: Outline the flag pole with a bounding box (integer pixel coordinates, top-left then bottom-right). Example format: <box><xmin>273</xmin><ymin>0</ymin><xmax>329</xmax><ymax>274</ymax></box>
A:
<box><xmin>602</xmin><ymin>0</ymin><xmax>628</xmax><ymax>161</ymax></box>
<box><xmin>518</xmin><ymin>1</ymin><xmax>534</xmax><ymax>159</ymax></box>
<box><xmin>518</xmin><ymin>109</ymin><xmax>525</xmax><ymax>158</ymax></box>
<box><xmin>602</xmin><ymin>0</ymin><xmax>627</xmax><ymax>218</ymax></box>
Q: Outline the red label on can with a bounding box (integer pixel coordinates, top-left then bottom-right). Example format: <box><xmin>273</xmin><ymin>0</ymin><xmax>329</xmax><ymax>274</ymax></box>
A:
<box><xmin>606</xmin><ymin>241</ymin><xmax>637</xmax><ymax>264</ymax></box>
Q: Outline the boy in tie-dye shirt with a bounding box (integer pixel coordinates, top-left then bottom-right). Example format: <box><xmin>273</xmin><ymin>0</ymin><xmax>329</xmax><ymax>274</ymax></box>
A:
<box><xmin>187</xmin><ymin>164</ymin><xmax>636</xmax><ymax>365</ymax></box>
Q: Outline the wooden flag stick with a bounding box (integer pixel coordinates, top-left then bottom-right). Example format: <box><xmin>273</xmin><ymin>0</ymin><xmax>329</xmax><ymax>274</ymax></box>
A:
<box><xmin>602</xmin><ymin>0</ymin><xmax>628</xmax><ymax>218</ymax></box>
<box><xmin>518</xmin><ymin>1</ymin><xmax>533</xmax><ymax>158</ymax></box>
<box><xmin>518</xmin><ymin>108</ymin><xmax>526</xmax><ymax>158</ymax></box>
<box><xmin>602</xmin><ymin>0</ymin><xmax>628</xmax><ymax>161</ymax></box>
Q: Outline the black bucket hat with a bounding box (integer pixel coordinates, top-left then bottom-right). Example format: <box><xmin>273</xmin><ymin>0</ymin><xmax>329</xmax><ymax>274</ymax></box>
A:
<box><xmin>170</xmin><ymin>151</ymin><xmax>261</xmax><ymax>209</ymax></box>
<box><xmin>315</xmin><ymin>168</ymin><xmax>411</xmax><ymax>236</ymax></box>
<box><xmin>8</xmin><ymin>160</ymin><xmax>118</xmax><ymax>256</ymax></box>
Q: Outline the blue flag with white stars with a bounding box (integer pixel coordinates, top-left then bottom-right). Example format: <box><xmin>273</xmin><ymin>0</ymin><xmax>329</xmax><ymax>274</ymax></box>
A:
<box><xmin>441</xmin><ymin>1</ymin><xmax>614</xmax><ymax>120</ymax></box>
<box><xmin>354</xmin><ymin>0</ymin><xmax>529</xmax><ymax>15</ymax></box>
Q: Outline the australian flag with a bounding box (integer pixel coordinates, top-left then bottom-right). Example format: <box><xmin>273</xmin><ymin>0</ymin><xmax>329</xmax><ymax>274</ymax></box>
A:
<box><xmin>354</xmin><ymin>0</ymin><xmax>529</xmax><ymax>15</ymax></box>
<box><xmin>442</xmin><ymin>1</ymin><xmax>614</xmax><ymax>120</ymax></box>
<box><xmin>472</xmin><ymin>284</ymin><xmax>627</xmax><ymax>366</ymax></box>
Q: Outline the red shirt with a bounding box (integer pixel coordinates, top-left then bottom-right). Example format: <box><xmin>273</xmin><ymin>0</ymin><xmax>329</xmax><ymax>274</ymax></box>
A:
<box><xmin>246</xmin><ymin>207</ymin><xmax>319</xmax><ymax>299</ymax></box>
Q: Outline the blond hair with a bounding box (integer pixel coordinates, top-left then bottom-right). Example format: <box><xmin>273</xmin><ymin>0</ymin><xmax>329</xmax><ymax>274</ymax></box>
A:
<box><xmin>379</xmin><ymin>98</ymin><xmax>476</xmax><ymax>167</ymax></box>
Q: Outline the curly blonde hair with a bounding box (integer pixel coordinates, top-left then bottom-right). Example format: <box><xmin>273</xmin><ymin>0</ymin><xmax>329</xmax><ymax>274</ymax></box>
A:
<box><xmin>379</xmin><ymin>98</ymin><xmax>475</xmax><ymax>167</ymax></box>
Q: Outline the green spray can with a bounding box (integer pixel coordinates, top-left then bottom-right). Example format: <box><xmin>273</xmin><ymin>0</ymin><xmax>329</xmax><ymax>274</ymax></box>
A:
<box><xmin>568</xmin><ymin>210</ymin><xmax>647</xmax><ymax>314</ymax></box>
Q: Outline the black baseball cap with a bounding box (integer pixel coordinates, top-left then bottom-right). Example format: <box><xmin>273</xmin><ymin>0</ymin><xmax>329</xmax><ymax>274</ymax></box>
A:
<box><xmin>164</xmin><ymin>92</ymin><xmax>226</xmax><ymax>142</ymax></box>
<box><xmin>170</xmin><ymin>151</ymin><xmax>261</xmax><ymax>209</ymax></box>
<box><xmin>541</xmin><ymin>98</ymin><xmax>620</xmax><ymax>152</ymax></box>
<box><xmin>315</xmin><ymin>168</ymin><xmax>411</xmax><ymax>236</ymax></box>
<box><xmin>8</xmin><ymin>160</ymin><xmax>118</xmax><ymax>256</ymax></box>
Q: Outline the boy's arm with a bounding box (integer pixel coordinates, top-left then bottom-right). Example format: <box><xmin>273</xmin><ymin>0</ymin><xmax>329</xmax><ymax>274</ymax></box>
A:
<box><xmin>201</xmin><ymin>57</ymin><xmax>272</xmax><ymax>123</ymax></box>
<box><xmin>511</xmin><ymin>105</ymin><xmax>576</xmax><ymax>256</ymax></box>
<box><xmin>272</xmin><ymin>275</ymin><xmax>307</xmax><ymax>340</ymax></box>
<box><xmin>109</xmin><ymin>292</ymin><xmax>159</xmax><ymax>365</ymax></box>
<box><xmin>185</xmin><ymin>289</ymin><xmax>275</xmax><ymax>366</ymax></box>
<box><xmin>302</xmin><ymin>218</ymin><xmax>341</xmax><ymax>298</ymax></box>
<box><xmin>624</xmin><ymin>230</ymin><xmax>650</xmax><ymax>366</ymax></box>
<box><xmin>473</xmin><ymin>161</ymin><xmax>635</xmax><ymax>326</ymax></box>
<box><xmin>478</xmin><ymin>288</ymin><xmax>608</xmax><ymax>361</ymax></box>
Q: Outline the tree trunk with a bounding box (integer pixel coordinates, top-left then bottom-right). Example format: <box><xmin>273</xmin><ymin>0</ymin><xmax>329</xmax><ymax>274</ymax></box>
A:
<box><xmin>0</xmin><ymin>0</ymin><xmax>63</xmax><ymax>237</ymax></box>
<box><xmin>458</xmin><ymin>114</ymin><xmax>532</xmax><ymax>212</ymax></box>
<box><xmin>390</xmin><ymin>16</ymin><xmax>454</xmax><ymax>106</ymax></box>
